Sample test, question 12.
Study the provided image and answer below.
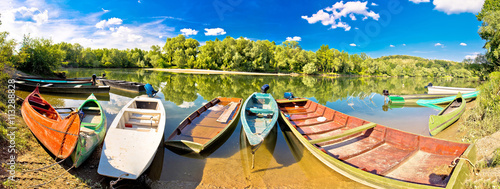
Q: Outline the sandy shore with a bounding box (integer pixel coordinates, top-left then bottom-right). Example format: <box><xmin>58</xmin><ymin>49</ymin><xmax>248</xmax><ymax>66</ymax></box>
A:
<box><xmin>145</xmin><ymin>68</ymin><xmax>296</xmax><ymax>76</ymax></box>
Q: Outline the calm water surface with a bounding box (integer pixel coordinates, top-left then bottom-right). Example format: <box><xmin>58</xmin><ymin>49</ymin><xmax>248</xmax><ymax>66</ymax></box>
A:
<box><xmin>16</xmin><ymin>68</ymin><xmax>479</xmax><ymax>188</ymax></box>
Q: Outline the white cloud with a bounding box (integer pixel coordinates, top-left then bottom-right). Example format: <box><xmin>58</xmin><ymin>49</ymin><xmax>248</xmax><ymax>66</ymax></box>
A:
<box><xmin>434</xmin><ymin>43</ymin><xmax>443</xmax><ymax>46</ymax></box>
<box><xmin>180</xmin><ymin>28</ymin><xmax>198</xmax><ymax>36</ymax></box>
<box><xmin>102</xmin><ymin>8</ymin><xmax>109</xmax><ymax>13</ymax></box>
<box><xmin>433</xmin><ymin>0</ymin><xmax>484</xmax><ymax>14</ymax></box>
<box><xmin>465</xmin><ymin>52</ymin><xmax>480</xmax><ymax>59</ymax></box>
<box><xmin>286</xmin><ymin>36</ymin><xmax>301</xmax><ymax>41</ymax></box>
<box><xmin>403</xmin><ymin>44</ymin><xmax>406</xmax><ymax>46</ymax></box>
<box><xmin>350</xmin><ymin>43</ymin><xmax>357</xmax><ymax>47</ymax></box>
<box><xmin>371</xmin><ymin>2</ymin><xmax>378</xmax><ymax>6</ymax></box>
<box><xmin>95</xmin><ymin>17</ymin><xmax>123</xmax><ymax>29</ymax></box>
<box><xmin>204</xmin><ymin>28</ymin><xmax>226</xmax><ymax>36</ymax></box>
<box><xmin>138</xmin><ymin>0</ymin><xmax>141</xmax><ymax>3</ymax></box>
<box><xmin>409</xmin><ymin>0</ymin><xmax>430</xmax><ymax>4</ymax></box>
<box><xmin>177</xmin><ymin>101</ymin><xmax>195</xmax><ymax>109</ymax></box>
<box><xmin>349</xmin><ymin>13</ymin><xmax>356</xmax><ymax>21</ymax></box>
<box><xmin>390</xmin><ymin>45</ymin><xmax>395</xmax><ymax>47</ymax></box>
<box><xmin>460</xmin><ymin>43</ymin><xmax>467</xmax><ymax>46</ymax></box>
<box><xmin>301</xmin><ymin>1</ymin><xmax>379</xmax><ymax>31</ymax></box>
<box><xmin>0</xmin><ymin>0</ymin><xmax>175</xmax><ymax>51</ymax></box>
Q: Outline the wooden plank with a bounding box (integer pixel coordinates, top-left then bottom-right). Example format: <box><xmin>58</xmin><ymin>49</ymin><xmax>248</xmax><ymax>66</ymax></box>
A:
<box><xmin>309</xmin><ymin>123</ymin><xmax>377</xmax><ymax>144</ymax></box>
<box><xmin>126</xmin><ymin>121</ymin><xmax>158</xmax><ymax>126</ymax></box>
<box><xmin>217</xmin><ymin>102</ymin><xmax>238</xmax><ymax>123</ymax></box>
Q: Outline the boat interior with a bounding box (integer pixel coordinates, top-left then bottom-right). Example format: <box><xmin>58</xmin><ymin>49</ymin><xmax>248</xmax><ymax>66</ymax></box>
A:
<box><xmin>169</xmin><ymin>97</ymin><xmax>242</xmax><ymax>144</ymax></box>
<box><xmin>245</xmin><ymin>95</ymin><xmax>276</xmax><ymax>134</ymax></box>
<box><xmin>118</xmin><ymin>100</ymin><xmax>161</xmax><ymax>131</ymax></box>
<box><xmin>80</xmin><ymin>101</ymin><xmax>102</xmax><ymax>133</ymax></box>
<box><xmin>278</xmin><ymin>100</ymin><xmax>470</xmax><ymax>187</ymax></box>
<box><xmin>440</xmin><ymin>98</ymin><xmax>463</xmax><ymax>116</ymax></box>
<box><xmin>28</xmin><ymin>94</ymin><xmax>59</xmax><ymax>120</ymax></box>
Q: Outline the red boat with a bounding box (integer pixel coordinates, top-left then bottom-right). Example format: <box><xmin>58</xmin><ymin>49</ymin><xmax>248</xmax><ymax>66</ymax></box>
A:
<box><xmin>277</xmin><ymin>98</ymin><xmax>475</xmax><ymax>188</ymax></box>
<box><xmin>21</xmin><ymin>87</ymin><xmax>80</xmax><ymax>159</ymax></box>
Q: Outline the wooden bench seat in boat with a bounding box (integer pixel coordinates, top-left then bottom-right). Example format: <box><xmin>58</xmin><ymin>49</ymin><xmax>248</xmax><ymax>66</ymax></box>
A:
<box><xmin>123</xmin><ymin>108</ymin><xmax>161</xmax><ymax>115</ymax></box>
<box><xmin>309</xmin><ymin>123</ymin><xmax>377</xmax><ymax>144</ymax></box>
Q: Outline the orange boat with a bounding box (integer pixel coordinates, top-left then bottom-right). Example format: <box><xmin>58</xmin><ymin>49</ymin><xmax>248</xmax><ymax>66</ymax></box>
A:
<box><xmin>21</xmin><ymin>86</ymin><xmax>80</xmax><ymax>159</ymax></box>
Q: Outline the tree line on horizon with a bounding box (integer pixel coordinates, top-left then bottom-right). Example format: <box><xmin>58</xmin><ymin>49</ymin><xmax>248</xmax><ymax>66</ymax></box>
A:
<box><xmin>4</xmin><ymin>34</ymin><xmax>477</xmax><ymax>78</ymax></box>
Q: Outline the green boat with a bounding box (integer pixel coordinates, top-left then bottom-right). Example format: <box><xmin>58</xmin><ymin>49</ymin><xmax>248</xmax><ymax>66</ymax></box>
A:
<box><xmin>165</xmin><ymin>97</ymin><xmax>243</xmax><ymax>155</ymax></box>
<box><xmin>429</xmin><ymin>93</ymin><xmax>466</xmax><ymax>136</ymax></box>
<box><xmin>389</xmin><ymin>91</ymin><xmax>479</xmax><ymax>105</ymax></box>
<box><xmin>388</xmin><ymin>94</ymin><xmax>454</xmax><ymax>104</ymax></box>
<box><xmin>241</xmin><ymin>92</ymin><xmax>279</xmax><ymax>150</ymax></box>
<box><xmin>71</xmin><ymin>94</ymin><xmax>107</xmax><ymax>168</ymax></box>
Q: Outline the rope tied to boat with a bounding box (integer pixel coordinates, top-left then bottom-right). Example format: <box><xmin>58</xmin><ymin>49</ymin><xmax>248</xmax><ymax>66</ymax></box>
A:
<box><xmin>251</xmin><ymin>142</ymin><xmax>262</xmax><ymax>169</ymax></box>
<box><xmin>110</xmin><ymin>173</ymin><xmax>129</xmax><ymax>189</ymax></box>
<box><xmin>26</xmin><ymin>164</ymin><xmax>75</xmax><ymax>188</ymax></box>
<box><xmin>56</xmin><ymin>111</ymin><xmax>78</xmax><ymax>159</ymax></box>
<box><xmin>450</xmin><ymin>156</ymin><xmax>478</xmax><ymax>176</ymax></box>
<box><xmin>21</xmin><ymin>158</ymin><xmax>66</xmax><ymax>173</ymax></box>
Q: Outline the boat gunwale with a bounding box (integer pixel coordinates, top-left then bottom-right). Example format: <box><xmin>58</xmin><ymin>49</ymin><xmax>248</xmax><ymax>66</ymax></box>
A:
<box><xmin>165</xmin><ymin>97</ymin><xmax>243</xmax><ymax>153</ymax></box>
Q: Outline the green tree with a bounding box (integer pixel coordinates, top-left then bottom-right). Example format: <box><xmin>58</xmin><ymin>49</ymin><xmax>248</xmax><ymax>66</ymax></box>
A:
<box><xmin>478</xmin><ymin>11</ymin><xmax>500</xmax><ymax>69</ymax></box>
<box><xmin>17</xmin><ymin>36</ymin><xmax>63</xmax><ymax>75</ymax></box>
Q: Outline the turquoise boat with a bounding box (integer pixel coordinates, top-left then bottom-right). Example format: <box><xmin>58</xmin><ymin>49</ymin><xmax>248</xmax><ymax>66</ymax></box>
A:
<box><xmin>17</xmin><ymin>77</ymin><xmax>93</xmax><ymax>86</ymax></box>
<box><xmin>71</xmin><ymin>94</ymin><xmax>107</xmax><ymax>168</ymax></box>
<box><xmin>416</xmin><ymin>91</ymin><xmax>479</xmax><ymax>106</ymax></box>
<box><xmin>241</xmin><ymin>92</ymin><xmax>279</xmax><ymax>150</ymax></box>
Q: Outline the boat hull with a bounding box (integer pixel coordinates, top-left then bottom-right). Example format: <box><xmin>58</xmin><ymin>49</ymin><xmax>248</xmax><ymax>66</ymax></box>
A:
<box><xmin>241</xmin><ymin>93</ymin><xmax>279</xmax><ymax>148</ymax></box>
<box><xmin>97</xmin><ymin>96</ymin><xmax>165</xmax><ymax>180</ymax></box>
<box><xmin>16</xmin><ymin>81</ymin><xmax>110</xmax><ymax>94</ymax></box>
<box><xmin>429</xmin><ymin>93</ymin><xmax>466</xmax><ymax>136</ymax></box>
<box><xmin>21</xmin><ymin>87</ymin><xmax>80</xmax><ymax>159</ymax></box>
<box><xmin>71</xmin><ymin>94</ymin><xmax>107</xmax><ymax>167</ymax></box>
<box><xmin>277</xmin><ymin>98</ymin><xmax>475</xmax><ymax>188</ymax></box>
<box><xmin>427</xmin><ymin>86</ymin><xmax>476</xmax><ymax>94</ymax></box>
<box><xmin>165</xmin><ymin>97</ymin><xmax>242</xmax><ymax>154</ymax></box>
<box><xmin>99</xmin><ymin>79</ymin><xmax>145</xmax><ymax>93</ymax></box>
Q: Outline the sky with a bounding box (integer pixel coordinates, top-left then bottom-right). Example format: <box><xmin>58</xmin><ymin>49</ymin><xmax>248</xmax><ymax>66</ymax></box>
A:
<box><xmin>0</xmin><ymin>0</ymin><xmax>486</xmax><ymax>62</ymax></box>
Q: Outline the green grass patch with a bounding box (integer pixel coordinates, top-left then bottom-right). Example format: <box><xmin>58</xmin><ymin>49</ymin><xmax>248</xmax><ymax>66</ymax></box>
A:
<box><xmin>459</xmin><ymin>72</ymin><xmax>500</xmax><ymax>142</ymax></box>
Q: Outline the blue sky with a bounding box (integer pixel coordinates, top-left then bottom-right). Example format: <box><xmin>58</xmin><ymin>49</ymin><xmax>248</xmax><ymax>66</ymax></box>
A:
<box><xmin>0</xmin><ymin>0</ymin><xmax>486</xmax><ymax>61</ymax></box>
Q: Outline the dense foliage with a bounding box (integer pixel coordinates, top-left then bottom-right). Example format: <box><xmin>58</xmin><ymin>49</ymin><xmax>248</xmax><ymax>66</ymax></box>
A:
<box><xmin>1</xmin><ymin>34</ymin><xmax>474</xmax><ymax>77</ymax></box>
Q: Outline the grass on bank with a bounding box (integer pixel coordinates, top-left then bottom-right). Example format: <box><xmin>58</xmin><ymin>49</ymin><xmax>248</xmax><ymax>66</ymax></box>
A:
<box><xmin>460</xmin><ymin>72</ymin><xmax>500</xmax><ymax>142</ymax></box>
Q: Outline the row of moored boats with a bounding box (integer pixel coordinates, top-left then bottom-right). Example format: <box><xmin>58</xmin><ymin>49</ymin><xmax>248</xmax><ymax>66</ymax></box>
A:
<box><xmin>21</xmin><ymin>80</ymin><xmax>477</xmax><ymax>188</ymax></box>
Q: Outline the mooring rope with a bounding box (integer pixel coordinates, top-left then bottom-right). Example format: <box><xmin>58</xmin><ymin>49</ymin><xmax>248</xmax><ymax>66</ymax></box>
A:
<box><xmin>27</xmin><ymin>164</ymin><xmax>75</xmax><ymax>188</ymax></box>
<box><xmin>251</xmin><ymin>142</ymin><xmax>262</xmax><ymax>169</ymax></box>
<box><xmin>450</xmin><ymin>157</ymin><xmax>478</xmax><ymax>176</ymax></box>
<box><xmin>110</xmin><ymin>173</ymin><xmax>129</xmax><ymax>189</ymax></box>
<box><xmin>21</xmin><ymin>158</ymin><xmax>66</xmax><ymax>173</ymax></box>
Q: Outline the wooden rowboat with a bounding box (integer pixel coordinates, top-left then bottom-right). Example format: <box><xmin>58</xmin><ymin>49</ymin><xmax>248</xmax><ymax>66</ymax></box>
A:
<box><xmin>165</xmin><ymin>97</ymin><xmax>242</xmax><ymax>154</ymax></box>
<box><xmin>277</xmin><ymin>98</ymin><xmax>475</xmax><ymax>188</ymax></box>
<box><xmin>17</xmin><ymin>77</ymin><xmax>93</xmax><ymax>86</ymax></box>
<box><xmin>427</xmin><ymin>86</ymin><xmax>476</xmax><ymax>94</ymax></box>
<box><xmin>16</xmin><ymin>81</ymin><xmax>110</xmax><ymax>94</ymax></box>
<box><xmin>98</xmin><ymin>96</ymin><xmax>165</xmax><ymax>180</ymax></box>
<box><xmin>429</xmin><ymin>93</ymin><xmax>466</xmax><ymax>136</ymax></box>
<box><xmin>71</xmin><ymin>94</ymin><xmax>107</xmax><ymax>167</ymax></box>
<box><xmin>388</xmin><ymin>93</ymin><xmax>455</xmax><ymax>104</ymax></box>
<box><xmin>241</xmin><ymin>92</ymin><xmax>279</xmax><ymax>150</ymax></box>
<box><xmin>389</xmin><ymin>91</ymin><xmax>478</xmax><ymax>106</ymax></box>
<box><xmin>99</xmin><ymin>79</ymin><xmax>145</xmax><ymax>93</ymax></box>
<box><xmin>21</xmin><ymin>87</ymin><xmax>81</xmax><ymax>159</ymax></box>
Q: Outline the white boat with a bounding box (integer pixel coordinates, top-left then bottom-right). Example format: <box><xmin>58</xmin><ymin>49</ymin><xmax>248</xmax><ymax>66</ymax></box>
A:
<box><xmin>427</xmin><ymin>86</ymin><xmax>476</xmax><ymax>94</ymax></box>
<box><xmin>97</xmin><ymin>96</ymin><xmax>166</xmax><ymax>180</ymax></box>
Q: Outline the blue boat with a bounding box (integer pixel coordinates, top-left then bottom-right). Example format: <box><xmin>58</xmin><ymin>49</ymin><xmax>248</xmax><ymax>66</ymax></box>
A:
<box><xmin>241</xmin><ymin>92</ymin><xmax>279</xmax><ymax>150</ymax></box>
